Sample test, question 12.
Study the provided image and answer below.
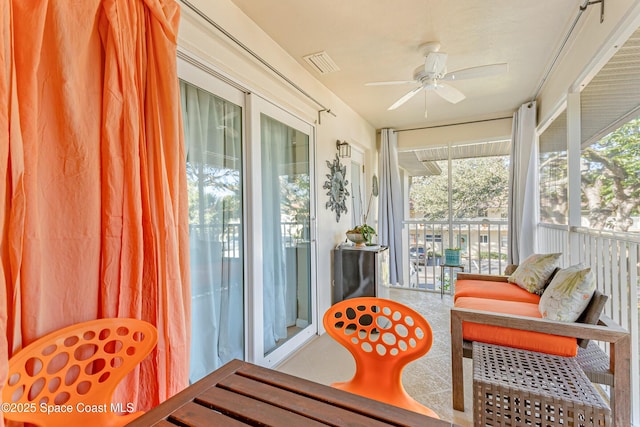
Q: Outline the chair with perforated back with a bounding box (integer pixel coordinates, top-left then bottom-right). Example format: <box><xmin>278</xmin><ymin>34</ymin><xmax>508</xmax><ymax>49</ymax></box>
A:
<box><xmin>2</xmin><ymin>318</ymin><xmax>158</xmax><ymax>427</ymax></box>
<box><xmin>322</xmin><ymin>297</ymin><xmax>439</xmax><ymax>418</ymax></box>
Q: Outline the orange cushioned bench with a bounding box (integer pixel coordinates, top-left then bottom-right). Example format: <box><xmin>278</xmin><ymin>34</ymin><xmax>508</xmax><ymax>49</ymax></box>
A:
<box><xmin>452</xmin><ymin>269</ymin><xmax>582</xmax><ymax>357</ymax></box>
<box><xmin>450</xmin><ymin>269</ymin><xmax>630</xmax><ymax>426</ymax></box>
<box><xmin>454</xmin><ymin>277</ymin><xmax>541</xmax><ymax>304</ymax></box>
<box><xmin>455</xmin><ymin>296</ymin><xmax>577</xmax><ymax>356</ymax></box>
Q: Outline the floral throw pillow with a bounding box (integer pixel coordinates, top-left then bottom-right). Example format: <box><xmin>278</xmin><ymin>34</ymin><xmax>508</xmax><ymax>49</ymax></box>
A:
<box><xmin>539</xmin><ymin>264</ymin><xmax>596</xmax><ymax>322</ymax></box>
<box><xmin>507</xmin><ymin>253</ymin><xmax>561</xmax><ymax>294</ymax></box>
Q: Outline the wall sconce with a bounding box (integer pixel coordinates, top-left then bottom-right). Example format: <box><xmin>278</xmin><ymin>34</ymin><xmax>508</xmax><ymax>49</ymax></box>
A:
<box><xmin>336</xmin><ymin>140</ymin><xmax>351</xmax><ymax>158</ymax></box>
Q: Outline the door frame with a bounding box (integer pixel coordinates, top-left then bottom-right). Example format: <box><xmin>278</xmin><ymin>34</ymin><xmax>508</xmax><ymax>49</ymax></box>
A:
<box><xmin>177</xmin><ymin>56</ymin><xmax>249</xmax><ymax>378</ymax></box>
<box><xmin>246</xmin><ymin>93</ymin><xmax>318</xmax><ymax>367</ymax></box>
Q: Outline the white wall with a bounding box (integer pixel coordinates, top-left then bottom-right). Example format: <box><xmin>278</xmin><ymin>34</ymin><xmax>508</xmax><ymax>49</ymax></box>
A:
<box><xmin>177</xmin><ymin>0</ymin><xmax>377</xmax><ymax>334</ymax></box>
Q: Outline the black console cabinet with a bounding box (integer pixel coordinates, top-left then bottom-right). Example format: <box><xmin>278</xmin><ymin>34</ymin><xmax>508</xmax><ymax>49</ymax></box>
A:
<box><xmin>332</xmin><ymin>245</ymin><xmax>389</xmax><ymax>303</ymax></box>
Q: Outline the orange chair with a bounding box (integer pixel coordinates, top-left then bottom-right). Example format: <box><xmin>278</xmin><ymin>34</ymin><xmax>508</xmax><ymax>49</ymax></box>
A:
<box><xmin>2</xmin><ymin>318</ymin><xmax>158</xmax><ymax>427</ymax></box>
<box><xmin>323</xmin><ymin>297</ymin><xmax>438</xmax><ymax>418</ymax></box>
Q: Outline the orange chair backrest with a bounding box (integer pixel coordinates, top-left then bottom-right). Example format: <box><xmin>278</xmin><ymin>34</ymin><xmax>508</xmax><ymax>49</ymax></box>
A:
<box><xmin>323</xmin><ymin>297</ymin><xmax>437</xmax><ymax>418</ymax></box>
<box><xmin>323</xmin><ymin>297</ymin><xmax>433</xmax><ymax>366</ymax></box>
<box><xmin>2</xmin><ymin>318</ymin><xmax>158</xmax><ymax>427</ymax></box>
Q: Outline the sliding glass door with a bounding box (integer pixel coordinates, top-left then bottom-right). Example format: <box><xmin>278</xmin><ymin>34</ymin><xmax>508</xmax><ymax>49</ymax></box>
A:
<box><xmin>179</xmin><ymin>60</ymin><xmax>317</xmax><ymax>372</ymax></box>
<box><xmin>249</xmin><ymin>95</ymin><xmax>316</xmax><ymax>366</ymax></box>
<box><xmin>179</xmin><ymin>62</ymin><xmax>246</xmax><ymax>383</ymax></box>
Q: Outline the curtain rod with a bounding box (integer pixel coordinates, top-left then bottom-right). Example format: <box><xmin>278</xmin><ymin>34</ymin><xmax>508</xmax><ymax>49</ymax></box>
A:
<box><xmin>391</xmin><ymin>116</ymin><xmax>512</xmax><ymax>133</ymax></box>
<box><xmin>179</xmin><ymin>0</ymin><xmax>336</xmax><ymax>122</ymax></box>
<box><xmin>530</xmin><ymin>0</ymin><xmax>596</xmax><ymax>101</ymax></box>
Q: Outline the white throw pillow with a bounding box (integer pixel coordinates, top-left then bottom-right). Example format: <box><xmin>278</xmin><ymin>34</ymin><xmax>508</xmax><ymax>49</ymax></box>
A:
<box><xmin>539</xmin><ymin>264</ymin><xmax>596</xmax><ymax>322</ymax></box>
<box><xmin>507</xmin><ymin>253</ymin><xmax>561</xmax><ymax>294</ymax></box>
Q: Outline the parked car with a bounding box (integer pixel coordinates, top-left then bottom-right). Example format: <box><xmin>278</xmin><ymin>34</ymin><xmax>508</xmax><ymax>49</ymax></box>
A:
<box><xmin>410</xmin><ymin>246</ymin><xmax>426</xmax><ymax>265</ymax></box>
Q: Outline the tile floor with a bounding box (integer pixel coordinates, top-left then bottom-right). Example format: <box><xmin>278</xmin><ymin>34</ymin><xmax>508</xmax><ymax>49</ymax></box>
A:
<box><xmin>276</xmin><ymin>288</ymin><xmax>474</xmax><ymax>426</ymax></box>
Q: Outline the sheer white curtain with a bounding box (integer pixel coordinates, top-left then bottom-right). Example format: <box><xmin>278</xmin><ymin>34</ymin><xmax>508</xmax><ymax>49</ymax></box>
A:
<box><xmin>180</xmin><ymin>81</ymin><xmax>244</xmax><ymax>382</ymax></box>
<box><xmin>260</xmin><ymin>115</ymin><xmax>289</xmax><ymax>353</ymax></box>
<box><xmin>508</xmin><ymin>102</ymin><xmax>538</xmax><ymax>264</ymax></box>
<box><xmin>378</xmin><ymin>129</ymin><xmax>404</xmax><ymax>285</ymax></box>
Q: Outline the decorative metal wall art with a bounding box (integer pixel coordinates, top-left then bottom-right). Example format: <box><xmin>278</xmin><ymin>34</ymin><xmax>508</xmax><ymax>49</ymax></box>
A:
<box><xmin>324</xmin><ymin>154</ymin><xmax>349</xmax><ymax>222</ymax></box>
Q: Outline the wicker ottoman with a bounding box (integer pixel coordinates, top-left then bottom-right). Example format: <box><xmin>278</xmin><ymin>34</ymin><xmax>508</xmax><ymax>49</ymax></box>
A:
<box><xmin>472</xmin><ymin>342</ymin><xmax>610</xmax><ymax>426</ymax></box>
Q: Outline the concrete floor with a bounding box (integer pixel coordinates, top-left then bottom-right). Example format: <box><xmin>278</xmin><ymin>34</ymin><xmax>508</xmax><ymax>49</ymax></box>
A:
<box><xmin>276</xmin><ymin>288</ymin><xmax>474</xmax><ymax>426</ymax></box>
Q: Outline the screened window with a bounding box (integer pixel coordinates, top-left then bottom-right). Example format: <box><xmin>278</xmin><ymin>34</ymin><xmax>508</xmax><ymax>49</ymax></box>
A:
<box><xmin>539</xmin><ymin>110</ymin><xmax>568</xmax><ymax>224</ymax></box>
<box><xmin>579</xmin><ymin>29</ymin><xmax>640</xmax><ymax>233</ymax></box>
<box><xmin>580</xmin><ymin>116</ymin><xmax>640</xmax><ymax>232</ymax></box>
<box><xmin>406</xmin><ymin>141</ymin><xmax>510</xmax><ymax>277</ymax></box>
<box><xmin>409</xmin><ymin>141</ymin><xmax>510</xmax><ymax>221</ymax></box>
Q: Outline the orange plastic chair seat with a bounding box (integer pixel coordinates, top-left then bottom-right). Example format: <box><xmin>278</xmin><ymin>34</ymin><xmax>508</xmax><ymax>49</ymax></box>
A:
<box><xmin>323</xmin><ymin>297</ymin><xmax>438</xmax><ymax>418</ymax></box>
<box><xmin>2</xmin><ymin>318</ymin><xmax>158</xmax><ymax>427</ymax></box>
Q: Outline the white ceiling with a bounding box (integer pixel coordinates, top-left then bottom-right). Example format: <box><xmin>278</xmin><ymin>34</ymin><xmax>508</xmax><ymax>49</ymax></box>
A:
<box><xmin>229</xmin><ymin>0</ymin><xmax>582</xmax><ymax>130</ymax></box>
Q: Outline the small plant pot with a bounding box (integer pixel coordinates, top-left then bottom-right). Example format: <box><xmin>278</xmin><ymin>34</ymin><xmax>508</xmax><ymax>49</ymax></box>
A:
<box><xmin>346</xmin><ymin>233</ymin><xmax>367</xmax><ymax>247</ymax></box>
<box><xmin>445</xmin><ymin>249</ymin><xmax>461</xmax><ymax>266</ymax></box>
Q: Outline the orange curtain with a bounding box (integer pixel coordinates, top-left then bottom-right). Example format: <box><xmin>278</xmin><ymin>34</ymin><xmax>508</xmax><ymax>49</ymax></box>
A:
<box><xmin>0</xmin><ymin>0</ymin><xmax>190</xmax><ymax>417</ymax></box>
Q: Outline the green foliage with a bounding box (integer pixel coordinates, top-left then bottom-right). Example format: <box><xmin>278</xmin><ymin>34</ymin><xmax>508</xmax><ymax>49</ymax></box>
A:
<box><xmin>479</xmin><ymin>251</ymin><xmax>507</xmax><ymax>261</ymax></box>
<box><xmin>581</xmin><ymin>117</ymin><xmax>640</xmax><ymax>231</ymax></box>
<box><xmin>539</xmin><ymin>148</ymin><xmax>568</xmax><ymax>224</ymax></box>
<box><xmin>347</xmin><ymin>224</ymin><xmax>376</xmax><ymax>243</ymax></box>
<box><xmin>280</xmin><ymin>174</ymin><xmax>310</xmax><ymax>225</ymax></box>
<box><xmin>410</xmin><ymin>156</ymin><xmax>509</xmax><ymax>220</ymax></box>
<box><xmin>186</xmin><ymin>162</ymin><xmax>241</xmax><ymax>228</ymax></box>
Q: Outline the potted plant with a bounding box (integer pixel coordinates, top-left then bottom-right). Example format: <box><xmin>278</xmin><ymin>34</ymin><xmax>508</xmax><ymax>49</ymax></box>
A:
<box><xmin>346</xmin><ymin>224</ymin><xmax>376</xmax><ymax>247</ymax></box>
<box><xmin>346</xmin><ymin>175</ymin><xmax>378</xmax><ymax>246</ymax></box>
<box><xmin>426</xmin><ymin>250</ymin><xmax>443</xmax><ymax>266</ymax></box>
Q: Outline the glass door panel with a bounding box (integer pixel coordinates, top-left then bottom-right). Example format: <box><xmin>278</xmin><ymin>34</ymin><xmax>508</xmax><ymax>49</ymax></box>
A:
<box><xmin>179</xmin><ymin>74</ymin><xmax>245</xmax><ymax>383</ymax></box>
<box><xmin>350</xmin><ymin>148</ymin><xmax>365</xmax><ymax>227</ymax></box>
<box><xmin>260</xmin><ymin>113</ymin><xmax>312</xmax><ymax>357</ymax></box>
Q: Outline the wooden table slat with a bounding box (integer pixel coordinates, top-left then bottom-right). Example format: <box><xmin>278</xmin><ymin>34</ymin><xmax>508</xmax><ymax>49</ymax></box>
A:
<box><xmin>218</xmin><ymin>372</ymin><xmax>395</xmax><ymax>427</ymax></box>
<box><xmin>127</xmin><ymin>359</ymin><xmax>246</xmax><ymax>427</ymax></box>
<box><xmin>126</xmin><ymin>360</ymin><xmax>458</xmax><ymax>427</ymax></box>
<box><xmin>197</xmin><ymin>386</ymin><xmax>328</xmax><ymax>427</ymax></box>
<box><xmin>237</xmin><ymin>362</ymin><xmax>452</xmax><ymax>427</ymax></box>
<box><xmin>151</xmin><ymin>420</ymin><xmax>181</xmax><ymax>427</ymax></box>
<box><xmin>167</xmin><ymin>401</ymin><xmax>248</xmax><ymax>427</ymax></box>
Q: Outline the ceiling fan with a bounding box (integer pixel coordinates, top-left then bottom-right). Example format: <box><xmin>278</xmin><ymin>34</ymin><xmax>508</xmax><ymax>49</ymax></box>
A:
<box><xmin>365</xmin><ymin>42</ymin><xmax>508</xmax><ymax>118</ymax></box>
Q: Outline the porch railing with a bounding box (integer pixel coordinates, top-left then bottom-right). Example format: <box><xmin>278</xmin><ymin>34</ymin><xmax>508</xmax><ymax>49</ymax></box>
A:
<box><xmin>403</xmin><ymin>219</ymin><xmax>509</xmax><ymax>293</ymax></box>
<box><xmin>538</xmin><ymin>223</ymin><xmax>640</xmax><ymax>424</ymax></box>
<box><xmin>189</xmin><ymin>221</ymin><xmax>308</xmax><ymax>259</ymax></box>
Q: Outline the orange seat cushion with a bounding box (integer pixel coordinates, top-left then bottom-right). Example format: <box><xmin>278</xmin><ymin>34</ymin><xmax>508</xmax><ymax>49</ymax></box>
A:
<box><xmin>454</xmin><ymin>279</ymin><xmax>541</xmax><ymax>304</ymax></box>
<box><xmin>455</xmin><ymin>297</ymin><xmax>577</xmax><ymax>357</ymax></box>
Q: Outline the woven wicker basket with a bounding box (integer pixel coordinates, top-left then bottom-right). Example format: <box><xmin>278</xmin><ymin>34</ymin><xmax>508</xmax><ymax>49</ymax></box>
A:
<box><xmin>473</xmin><ymin>342</ymin><xmax>610</xmax><ymax>426</ymax></box>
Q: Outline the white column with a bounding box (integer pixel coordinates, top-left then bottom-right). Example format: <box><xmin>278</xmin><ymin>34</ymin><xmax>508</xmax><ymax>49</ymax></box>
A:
<box><xmin>566</xmin><ymin>91</ymin><xmax>581</xmax><ymax>265</ymax></box>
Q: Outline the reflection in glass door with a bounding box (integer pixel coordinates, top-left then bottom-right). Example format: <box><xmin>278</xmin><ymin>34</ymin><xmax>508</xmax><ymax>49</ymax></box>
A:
<box><xmin>179</xmin><ymin>78</ymin><xmax>245</xmax><ymax>383</ymax></box>
<box><xmin>350</xmin><ymin>148</ymin><xmax>365</xmax><ymax>227</ymax></box>
<box><xmin>260</xmin><ymin>113</ymin><xmax>312</xmax><ymax>357</ymax></box>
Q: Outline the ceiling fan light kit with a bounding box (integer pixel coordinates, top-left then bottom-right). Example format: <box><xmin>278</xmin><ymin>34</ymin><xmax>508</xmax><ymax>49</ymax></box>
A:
<box><xmin>366</xmin><ymin>41</ymin><xmax>508</xmax><ymax>117</ymax></box>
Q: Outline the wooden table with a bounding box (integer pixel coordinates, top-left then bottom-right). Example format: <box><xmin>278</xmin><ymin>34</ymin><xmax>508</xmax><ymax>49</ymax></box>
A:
<box><xmin>126</xmin><ymin>359</ymin><xmax>456</xmax><ymax>427</ymax></box>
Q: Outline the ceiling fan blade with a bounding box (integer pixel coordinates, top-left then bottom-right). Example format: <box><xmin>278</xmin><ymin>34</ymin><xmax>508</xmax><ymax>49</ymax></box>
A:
<box><xmin>365</xmin><ymin>80</ymin><xmax>416</xmax><ymax>86</ymax></box>
<box><xmin>423</xmin><ymin>91</ymin><xmax>428</xmax><ymax>119</ymax></box>
<box><xmin>442</xmin><ymin>63</ymin><xmax>508</xmax><ymax>81</ymax></box>
<box><xmin>434</xmin><ymin>83</ymin><xmax>465</xmax><ymax>104</ymax></box>
<box><xmin>388</xmin><ymin>86</ymin><xmax>423</xmax><ymax>110</ymax></box>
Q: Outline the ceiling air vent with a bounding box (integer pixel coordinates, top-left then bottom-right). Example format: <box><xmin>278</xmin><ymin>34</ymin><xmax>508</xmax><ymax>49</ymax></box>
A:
<box><xmin>303</xmin><ymin>51</ymin><xmax>340</xmax><ymax>74</ymax></box>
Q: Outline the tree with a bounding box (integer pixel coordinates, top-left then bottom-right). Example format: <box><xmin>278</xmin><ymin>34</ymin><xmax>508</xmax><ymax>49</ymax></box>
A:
<box><xmin>410</xmin><ymin>156</ymin><xmax>510</xmax><ymax>220</ymax></box>
<box><xmin>539</xmin><ymin>151</ymin><xmax>568</xmax><ymax>224</ymax></box>
<box><xmin>581</xmin><ymin>117</ymin><xmax>640</xmax><ymax>231</ymax></box>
